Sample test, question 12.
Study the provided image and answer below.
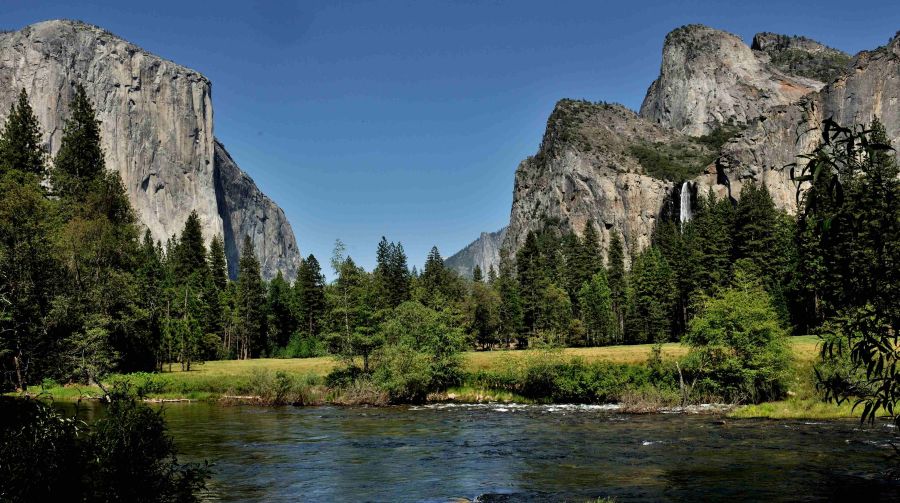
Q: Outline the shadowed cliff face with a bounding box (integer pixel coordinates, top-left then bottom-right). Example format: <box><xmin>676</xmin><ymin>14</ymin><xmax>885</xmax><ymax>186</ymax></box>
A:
<box><xmin>214</xmin><ymin>140</ymin><xmax>301</xmax><ymax>280</ymax></box>
<box><xmin>445</xmin><ymin>227</ymin><xmax>507</xmax><ymax>279</ymax></box>
<box><xmin>453</xmin><ymin>26</ymin><xmax>896</xmax><ymax>274</ymax></box>
<box><xmin>0</xmin><ymin>20</ymin><xmax>300</xmax><ymax>280</ymax></box>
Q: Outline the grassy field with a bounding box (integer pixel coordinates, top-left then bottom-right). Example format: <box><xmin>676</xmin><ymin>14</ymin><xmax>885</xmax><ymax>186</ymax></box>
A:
<box><xmin>18</xmin><ymin>335</ymin><xmax>883</xmax><ymax>420</ymax></box>
<box><xmin>21</xmin><ymin>337</ymin><xmax>815</xmax><ymax>393</ymax></box>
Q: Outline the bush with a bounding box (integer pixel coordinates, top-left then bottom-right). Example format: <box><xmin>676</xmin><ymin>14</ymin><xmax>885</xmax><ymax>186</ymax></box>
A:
<box><xmin>464</xmin><ymin>351</ymin><xmax>660</xmax><ymax>404</ymax></box>
<box><xmin>247</xmin><ymin>369</ymin><xmax>322</xmax><ymax>405</ymax></box>
<box><xmin>681</xmin><ymin>273</ymin><xmax>792</xmax><ymax>403</ymax></box>
<box><xmin>0</xmin><ymin>392</ymin><xmax>208</xmax><ymax>502</ymax></box>
<box><xmin>274</xmin><ymin>332</ymin><xmax>327</xmax><ymax>359</ymax></box>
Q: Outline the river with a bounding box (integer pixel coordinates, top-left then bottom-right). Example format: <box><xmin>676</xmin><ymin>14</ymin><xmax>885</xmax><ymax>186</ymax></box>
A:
<box><xmin>68</xmin><ymin>402</ymin><xmax>899</xmax><ymax>502</ymax></box>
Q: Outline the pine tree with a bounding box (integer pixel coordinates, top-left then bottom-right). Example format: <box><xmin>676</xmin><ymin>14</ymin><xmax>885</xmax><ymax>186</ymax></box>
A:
<box><xmin>579</xmin><ymin>270</ymin><xmax>615</xmax><ymax>346</ymax></box>
<box><xmin>495</xmin><ymin>248</ymin><xmax>523</xmax><ymax>348</ymax></box>
<box><xmin>0</xmin><ymin>89</ymin><xmax>46</xmax><ymax>178</ymax></box>
<box><xmin>487</xmin><ymin>265</ymin><xmax>497</xmax><ymax>284</ymax></box>
<box><xmin>694</xmin><ymin>189</ymin><xmax>734</xmax><ymax>294</ymax></box>
<box><xmin>606</xmin><ymin>231</ymin><xmax>627</xmax><ymax>343</ymax></box>
<box><xmin>51</xmin><ymin>85</ymin><xmax>105</xmax><ymax>201</ymax></box>
<box><xmin>625</xmin><ymin>247</ymin><xmax>676</xmax><ymax>344</ymax></box>
<box><xmin>266</xmin><ymin>271</ymin><xmax>294</xmax><ymax>349</ymax></box>
<box><xmin>472</xmin><ymin>265</ymin><xmax>483</xmax><ymax>283</ymax></box>
<box><xmin>295</xmin><ymin>254</ymin><xmax>326</xmax><ymax>337</ymax></box>
<box><xmin>517</xmin><ymin>231</ymin><xmax>542</xmax><ymax>335</ymax></box>
<box><xmin>235</xmin><ymin>236</ymin><xmax>267</xmax><ymax>359</ymax></box>
<box><xmin>208</xmin><ymin>235</ymin><xmax>229</xmax><ymax>291</ymax></box>
<box><xmin>174</xmin><ymin>211</ymin><xmax>207</xmax><ymax>282</ymax></box>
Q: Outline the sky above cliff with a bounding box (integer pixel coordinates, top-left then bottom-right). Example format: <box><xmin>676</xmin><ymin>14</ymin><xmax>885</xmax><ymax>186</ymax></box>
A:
<box><xmin>4</xmin><ymin>0</ymin><xmax>899</xmax><ymax>276</ymax></box>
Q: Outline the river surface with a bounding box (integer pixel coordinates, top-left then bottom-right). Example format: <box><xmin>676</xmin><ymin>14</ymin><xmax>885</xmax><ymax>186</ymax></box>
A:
<box><xmin>69</xmin><ymin>402</ymin><xmax>899</xmax><ymax>502</ymax></box>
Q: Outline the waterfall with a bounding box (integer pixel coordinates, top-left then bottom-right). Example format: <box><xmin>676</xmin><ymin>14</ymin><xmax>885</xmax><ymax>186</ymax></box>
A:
<box><xmin>679</xmin><ymin>181</ymin><xmax>692</xmax><ymax>224</ymax></box>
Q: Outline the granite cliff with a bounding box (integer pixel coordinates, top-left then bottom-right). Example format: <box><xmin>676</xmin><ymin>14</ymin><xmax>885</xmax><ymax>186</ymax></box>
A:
<box><xmin>0</xmin><ymin>20</ymin><xmax>300</xmax><ymax>279</ymax></box>
<box><xmin>451</xmin><ymin>25</ymin><xmax>895</xmax><ymax>274</ymax></box>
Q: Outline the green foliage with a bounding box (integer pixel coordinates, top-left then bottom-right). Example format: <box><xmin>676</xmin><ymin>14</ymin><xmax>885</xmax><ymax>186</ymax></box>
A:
<box><xmin>0</xmin><ymin>88</ymin><xmax>46</xmax><ymax>178</ymax></box>
<box><xmin>579</xmin><ymin>270</ymin><xmax>615</xmax><ymax>346</ymax></box>
<box><xmin>294</xmin><ymin>254</ymin><xmax>327</xmax><ymax>341</ymax></box>
<box><xmin>625</xmin><ymin>247</ymin><xmax>676</xmax><ymax>344</ymax></box>
<box><xmin>327</xmin><ymin>299</ymin><xmax>467</xmax><ymax>404</ymax></box>
<box><xmin>51</xmin><ymin>85</ymin><xmax>105</xmax><ymax>201</ymax></box>
<box><xmin>467</xmin><ymin>352</ymin><xmax>656</xmax><ymax>403</ymax></box>
<box><xmin>793</xmin><ymin>118</ymin><xmax>900</xmax><ymax>424</ymax></box>
<box><xmin>606</xmin><ymin>231</ymin><xmax>627</xmax><ymax>343</ymax></box>
<box><xmin>682</xmin><ymin>271</ymin><xmax>792</xmax><ymax>403</ymax></box>
<box><xmin>235</xmin><ymin>236</ymin><xmax>267</xmax><ymax>359</ymax></box>
<box><xmin>627</xmin><ymin>123</ymin><xmax>742</xmax><ymax>183</ymax></box>
<box><xmin>0</xmin><ymin>395</ymin><xmax>208</xmax><ymax>502</ymax></box>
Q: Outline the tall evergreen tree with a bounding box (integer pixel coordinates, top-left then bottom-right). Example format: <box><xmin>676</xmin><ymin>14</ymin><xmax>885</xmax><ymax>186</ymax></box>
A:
<box><xmin>51</xmin><ymin>85</ymin><xmax>104</xmax><ymax>201</ymax></box>
<box><xmin>606</xmin><ymin>230</ymin><xmax>627</xmax><ymax>343</ymax></box>
<box><xmin>234</xmin><ymin>236</ymin><xmax>266</xmax><ymax>359</ymax></box>
<box><xmin>295</xmin><ymin>254</ymin><xmax>327</xmax><ymax>337</ymax></box>
<box><xmin>516</xmin><ymin>231</ymin><xmax>542</xmax><ymax>335</ymax></box>
<box><xmin>174</xmin><ymin>211</ymin><xmax>207</xmax><ymax>282</ymax></box>
<box><xmin>266</xmin><ymin>271</ymin><xmax>294</xmax><ymax>349</ymax></box>
<box><xmin>207</xmin><ymin>235</ymin><xmax>228</xmax><ymax>291</ymax></box>
<box><xmin>625</xmin><ymin>247</ymin><xmax>676</xmax><ymax>344</ymax></box>
<box><xmin>495</xmin><ymin>249</ymin><xmax>523</xmax><ymax>348</ymax></box>
<box><xmin>0</xmin><ymin>89</ymin><xmax>45</xmax><ymax>178</ymax></box>
<box><xmin>472</xmin><ymin>265</ymin><xmax>483</xmax><ymax>283</ymax></box>
<box><xmin>579</xmin><ymin>269</ymin><xmax>615</xmax><ymax>346</ymax></box>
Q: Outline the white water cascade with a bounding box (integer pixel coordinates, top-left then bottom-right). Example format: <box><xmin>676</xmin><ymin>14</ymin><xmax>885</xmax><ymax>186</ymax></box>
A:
<box><xmin>679</xmin><ymin>181</ymin><xmax>692</xmax><ymax>225</ymax></box>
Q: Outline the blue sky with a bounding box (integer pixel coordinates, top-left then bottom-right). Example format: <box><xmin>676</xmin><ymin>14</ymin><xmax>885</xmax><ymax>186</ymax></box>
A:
<box><xmin>4</xmin><ymin>1</ymin><xmax>899</xmax><ymax>276</ymax></box>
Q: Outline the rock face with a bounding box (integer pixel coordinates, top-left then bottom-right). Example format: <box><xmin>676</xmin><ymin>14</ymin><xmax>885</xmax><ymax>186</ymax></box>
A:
<box><xmin>707</xmin><ymin>32</ymin><xmax>900</xmax><ymax>214</ymax></box>
<box><xmin>452</xmin><ymin>25</ymin><xmax>896</xmax><ymax>274</ymax></box>
<box><xmin>0</xmin><ymin>20</ymin><xmax>300</xmax><ymax>279</ymax></box>
<box><xmin>445</xmin><ymin>227</ymin><xmax>506</xmax><ymax>279</ymax></box>
<box><xmin>214</xmin><ymin>140</ymin><xmax>301</xmax><ymax>279</ymax></box>
<box><xmin>639</xmin><ymin>25</ymin><xmax>827</xmax><ymax>136</ymax></box>
<box><xmin>502</xmin><ymin>100</ymin><xmax>707</xmax><ymax>265</ymax></box>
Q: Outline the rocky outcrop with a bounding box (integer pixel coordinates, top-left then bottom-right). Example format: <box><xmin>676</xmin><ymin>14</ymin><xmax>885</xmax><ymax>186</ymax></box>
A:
<box><xmin>445</xmin><ymin>227</ymin><xmax>506</xmax><ymax>279</ymax></box>
<box><xmin>640</xmin><ymin>25</ymin><xmax>825</xmax><ymax>136</ymax></box>
<box><xmin>752</xmin><ymin>32</ymin><xmax>851</xmax><ymax>83</ymax></box>
<box><xmin>705</xmin><ymin>32</ymin><xmax>900</xmax><ymax>213</ymax></box>
<box><xmin>502</xmin><ymin>100</ymin><xmax>706</xmax><ymax>265</ymax></box>
<box><xmin>0</xmin><ymin>20</ymin><xmax>300</xmax><ymax>279</ymax></box>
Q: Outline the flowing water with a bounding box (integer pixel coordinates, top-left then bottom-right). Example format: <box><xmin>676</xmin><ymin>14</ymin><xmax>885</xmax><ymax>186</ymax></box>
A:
<box><xmin>679</xmin><ymin>181</ymin><xmax>692</xmax><ymax>225</ymax></box>
<box><xmin>68</xmin><ymin>402</ymin><xmax>899</xmax><ymax>502</ymax></box>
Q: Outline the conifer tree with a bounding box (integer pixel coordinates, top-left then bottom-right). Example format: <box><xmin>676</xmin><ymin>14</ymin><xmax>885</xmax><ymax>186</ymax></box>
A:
<box><xmin>174</xmin><ymin>212</ymin><xmax>207</xmax><ymax>282</ymax></box>
<box><xmin>235</xmin><ymin>236</ymin><xmax>266</xmax><ymax>359</ymax></box>
<box><xmin>516</xmin><ymin>231</ymin><xmax>542</xmax><ymax>335</ymax></box>
<box><xmin>0</xmin><ymin>89</ymin><xmax>46</xmax><ymax>178</ymax></box>
<box><xmin>606</xmin><ymin>231</ymin><xmax>627</xmax><ymax>342</ymax></box>
<box><xmin>472</xmin><ymin>264</ymin><xmax>483</xmax><ymax>283</ymax></box>
<box><xmin>51</xmin><ymin>85</ymin><xmax>104</xmax><ymax>201</ymax></box>
<box><xmin>495</xmin><ymin>248</ymin><xmax>523</xmax><ymax>348</ymax></box>
<box><xmin>207</xmin><ymin>235</ymin><xmax>229</xmax><ymax>291</ymax></box>
<box><xmin>266</xmin><ymin>271</ymin><xmax>294</xmax><ymax>348</ymax></box>
<box><xmin>295</xmin><ymin>254</ymin><xmax>326</xmax><ymax>337</ymax></box>
<box><xmin>625</xmin><ymin>247</ymin><xmax>676</xmax><ymax>344</ymax></box>
<box><xmin>579</xmin><ymin>269</ymin><xmax>615</xmax><ymax>346</ymax></box>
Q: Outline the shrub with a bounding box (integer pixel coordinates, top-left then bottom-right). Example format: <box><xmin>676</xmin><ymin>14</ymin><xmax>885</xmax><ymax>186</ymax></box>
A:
<box><xmin>274</xmin><ymin>332</ymin><xmax>327</xmax><ymax>359</ymax></box>
<box><xmin>0</xmin><ymin>392</ymin><xmax>208</xmax><ymax>502</ymax></box>
<box><xmin>247</xmin><ymin>369</ymin><xmax>322</xmax><ymax>405</ymax></box>
<box><xmin>681</xmin><ymin>272</ymin><xmax>792</xmax><ymax>403</ymax></box>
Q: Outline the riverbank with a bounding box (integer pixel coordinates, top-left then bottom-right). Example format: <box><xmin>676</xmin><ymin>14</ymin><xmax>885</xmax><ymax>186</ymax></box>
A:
<box><xmin>11</xmin><ymin>335</ymin><xmax>875</xmax><ymax>420</ymax></box>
